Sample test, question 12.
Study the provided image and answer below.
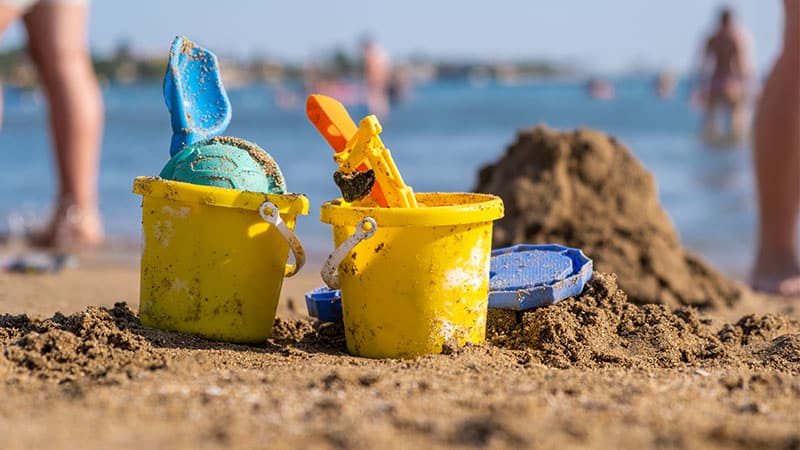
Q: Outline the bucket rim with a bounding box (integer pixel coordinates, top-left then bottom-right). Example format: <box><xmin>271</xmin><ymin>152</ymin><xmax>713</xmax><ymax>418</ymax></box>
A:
<box><xmin>133</xmin><ymin>176</ymin><xmax>309</xmax><ymax>214</ymax></box>
<box><xmin>320</xmin><ymin>192</ymin><xmax>503</xmax><ymax>227</ymax></box>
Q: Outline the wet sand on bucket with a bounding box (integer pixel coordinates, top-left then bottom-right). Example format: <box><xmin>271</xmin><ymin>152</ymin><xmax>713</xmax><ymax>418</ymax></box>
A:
<box><xmin>1</xmin><ymin>127</ymin><xmax>799</xmax><ymax>449</ymax></box>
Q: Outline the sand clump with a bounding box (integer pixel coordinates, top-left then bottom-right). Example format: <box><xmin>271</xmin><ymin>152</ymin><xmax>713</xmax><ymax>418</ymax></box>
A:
<box><xmin>475</xmin><ymin>126</ymin><xmax>742</xmax><ymax>308</ymax></box>
<box><xmin>487</xmin><ymin>272</ymin><xmax>799</xmax><ymax>371</ymax></box>
<box><xmin>2</xmin><ymin>284</ymin><xmax>797</xmax><ymax>383</ymax></box>
<box><xmin>268</xmin><ymin>317</ymin><xmax>348</xmax><ymax>354</ymax></box>
<box><xmin>0</xmin><ymin>290</ymin><xmax>798</xmax><ymax>449</ymax></box>
<box><xmin>0</xmin><ymin>303</ymin><xmax>165</xmax><ymax>383</ymax></box>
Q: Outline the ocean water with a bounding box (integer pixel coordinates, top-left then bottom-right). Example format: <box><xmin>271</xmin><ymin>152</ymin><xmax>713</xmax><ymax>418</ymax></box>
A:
<box><xmin>0</xmin><ymin>78</ymin><xmax>762</xmax><ymax>276</ymax></box>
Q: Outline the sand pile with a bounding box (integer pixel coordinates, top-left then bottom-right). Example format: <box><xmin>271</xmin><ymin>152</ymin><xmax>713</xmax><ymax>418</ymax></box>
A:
<box><xmin>0</xmin><ymin>302</ymin><xmax>353</xmax><ymax>385</ymax></box>
<box><xmin>2</xmin><ymin>284</ymin><xmax>796</xmax><ymax>383</ymax></box>
<box><xmin>488</xmin><ymin>273</ymin><xmax>799</xmax><ymax>370</ymax></box>
<box><xmin>474</xmin><ymin>126</ymin><xmax>742</xmax><ymax>308</ymax></box>
<box><xmin>268</xmin><ymin>318</ymin><xmax>348</xmax><ymax>354</ymax></box>
<box><xmin>0</xmin><ymin>303</ymin><xmax>165</xmax><ymax>383</ymax></box>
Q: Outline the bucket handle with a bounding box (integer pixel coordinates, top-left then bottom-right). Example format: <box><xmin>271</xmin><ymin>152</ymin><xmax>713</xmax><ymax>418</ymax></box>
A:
<box><xmin>259</xmin><ymin>201</ymin><xmax>305</xmax><ymax>277</ymax></box>
<box><xmin>321</xmin><ymin>217</ymin><xmax>377</xmax><ymax>289</ymax></box>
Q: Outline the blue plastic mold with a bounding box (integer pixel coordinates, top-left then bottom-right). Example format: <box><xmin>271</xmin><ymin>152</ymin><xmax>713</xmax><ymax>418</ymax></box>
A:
<box><xmin>488</xmin><ymin>244</ymin><xmax>593</xmax><ymax>311</ymax></box>
<box><xmin>305</xmin><ymin>286</ymin><xmax>343</xmax><ymax>322</ymax></box>
<box><xmin>159</xmin><ymin>138</ymin><xmax>287</xmax><ymax>194</ymax></box>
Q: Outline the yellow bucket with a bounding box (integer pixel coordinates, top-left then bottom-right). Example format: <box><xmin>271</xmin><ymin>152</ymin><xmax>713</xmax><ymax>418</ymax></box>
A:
<box><xmin>132</xmin><ymin>176</ymin><xmax>309</xmax><ymax>343</ymax></box>
<box><xmin>320</xmin><ymin>193</ymin><xmax>504</xmax><ymax>358</ymax></box>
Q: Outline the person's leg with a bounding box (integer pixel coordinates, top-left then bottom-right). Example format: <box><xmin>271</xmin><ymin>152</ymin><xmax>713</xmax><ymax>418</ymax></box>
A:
<box><xmin>720</xmin><ymin>77</ymin><xmax>749</xmax><ymax>142</ymax></box>
<box><xmin>703</xmin><ymin>92</ymin><xmax>722</xmax><ymax>140</ymax></box>
<box><xmin>0</xmin><ymin>3</ymin><xmax>24</xmax><ymax>130</ymax></box>
<box><xmin>23</xmin><ymin>1</ymin><xmax>103</xmax><ymax>248</ymax></box>
<box><xmin>730</xmin><ymin>99</ymin><xmax>747</xmax><ymax>142</ymax></box>
<box><xmin>751</xmin><ymin>0</ymin><xmax>800</xmax><ymax>296</ymax></box>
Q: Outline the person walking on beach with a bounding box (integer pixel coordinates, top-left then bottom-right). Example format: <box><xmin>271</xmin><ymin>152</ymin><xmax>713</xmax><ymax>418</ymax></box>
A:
<box><xmin>0</xmin><ymin>0</ymin><xmax>104</xmax><ymax>248</ymax></box>
<box><xmin>751</xmin><ymin>0</ymin><xmax>800</xmax><ymax>296</ymax></box>
<box><xmin>361</xmin><ymin>36</ymin><xmax>390</xmax><ymax>120</ymax></box>
<box><xmin>695</xmin><ymin>7</ymin><xmax>754</xmax><ymax>143</ymax></box>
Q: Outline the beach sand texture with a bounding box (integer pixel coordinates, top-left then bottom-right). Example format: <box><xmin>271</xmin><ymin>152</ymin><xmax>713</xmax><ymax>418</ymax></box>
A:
<box><xmin>476</xmin><ymin>126</ymin><xmax>742</xmax><ymax>309</ymax></box>
<box><xmin>1</xmin><ymin>127</ymin><xmax>798</xmax><ymax>450</ymax></box>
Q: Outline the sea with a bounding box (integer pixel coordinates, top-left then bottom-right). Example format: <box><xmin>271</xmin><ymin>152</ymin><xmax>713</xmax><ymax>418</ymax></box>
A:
<box><xmin>0</xmin><ymin>78</ymin><xmax>767</xmax><ymax>279</ymax></box>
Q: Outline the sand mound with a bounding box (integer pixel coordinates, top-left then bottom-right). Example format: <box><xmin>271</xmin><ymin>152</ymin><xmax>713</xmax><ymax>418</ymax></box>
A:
<box><xmin>474</xmin><ymin>126</ymin><xmax>742</xmax><ymax>308</ymax></box>
<box><xmin>268</xmin><ymin>318</ymin><xmax>348</xmax><ymax>354</ymax></box>
<box><xmin>0</xmin><ymin>303</ymin><xmax>165</xmax><ymax>383</ymax></box>
<box><xmin>2</xmin><ymin>287</ymin><xmax>796</xmax><ymax>384</ymax></box>
<box><xmin>487</xmin><ymin>273</ymin><xmax>799</xmax><ymax>370</ymax></box>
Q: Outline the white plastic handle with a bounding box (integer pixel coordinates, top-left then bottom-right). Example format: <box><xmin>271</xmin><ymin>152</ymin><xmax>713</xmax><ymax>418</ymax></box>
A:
<box><xmin>321</xmin><ymin>217</ymin><xmax>377</xmax><ymax>289</ymax></box>
<box><xmin>259</xmin><ymin>201</ymin><xmax>305</xmax><ymax>277</ymax></box>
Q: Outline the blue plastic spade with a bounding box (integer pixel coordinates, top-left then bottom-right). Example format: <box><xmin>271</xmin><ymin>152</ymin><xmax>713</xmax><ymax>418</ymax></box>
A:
<box><xmin>164</xmin><ymin>35</ymin><xmax>232</xmax><ymax>156</ymax></box>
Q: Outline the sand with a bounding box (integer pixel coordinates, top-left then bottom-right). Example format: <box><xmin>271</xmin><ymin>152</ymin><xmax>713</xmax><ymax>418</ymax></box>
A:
<box><xmin>1</xmin><ymin>265</ymin><xmax>798</xmax><ymax>450</ymax></box>
<box><xmin>475</xmin><ymin>126</ymin><xmax>742</xmax><ymax>308</ymax></box>
<box><xmin>2</xmin><ymin>126</ymin><xmax>800</xmax><ymax>449</ymax></box>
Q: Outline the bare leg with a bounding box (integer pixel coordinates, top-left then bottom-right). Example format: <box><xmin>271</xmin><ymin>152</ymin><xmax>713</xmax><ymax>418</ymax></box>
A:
<box><xmin>23</xmin><ymin>2</ymin><xmax>104</xmax><ymax>248</ymax></box>
<box><xmin>751</xmin><ymin>0</ymin><xmax>800</xmax><ymax>296</ymax></box>
<box><xmin>703</xmin><ymin>97</ymin><xmax>721</xmax><ymax>141</ymax></box>
<box><xmin>366</xmin><ymin>86</ymin><xmax>389</xmax><ymax>120</ymax></box>
<box><xmin>0</xmin><ymin>4</ymin><xmax>22</xmax><ymax>130</ymax></box>
<box><xmin>730</xmin><ymin>101</ymin><xmax>747</xmax><ymax>142</ymax></box>
<box><xmin>727</xmin><ymin>81</ymin><xmax>749</xmax><ymax>142</ymax></box>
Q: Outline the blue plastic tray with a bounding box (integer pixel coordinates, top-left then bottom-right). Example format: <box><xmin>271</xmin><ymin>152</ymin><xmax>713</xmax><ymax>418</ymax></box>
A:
<box><xmin>488</xmin><ymin>244</ymin><xmax>593</xmax><ymax>311</ymax></box>
<box><xmin>305</xmin><ymin>287</ymin><xmax>343</xmax><ymax>322</ymax></box>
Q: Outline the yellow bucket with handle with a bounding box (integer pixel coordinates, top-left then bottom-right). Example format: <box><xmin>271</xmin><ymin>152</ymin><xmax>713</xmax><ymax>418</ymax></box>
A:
<box><xmin>320</xmin><ymin>192</ymin><xmax>504</xmax><ymax>358</ymax></box>
<box><xmin>133</xmin><ymin>176</ymin><xmax>308</xmax><ymax>343</ymax></box>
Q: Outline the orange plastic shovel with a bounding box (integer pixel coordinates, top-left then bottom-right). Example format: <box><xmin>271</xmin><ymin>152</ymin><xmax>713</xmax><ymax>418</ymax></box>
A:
<box><xmin>306</xmin><ymin>95</ymin><xmax>387</xmax><ymax>206</ymax></box>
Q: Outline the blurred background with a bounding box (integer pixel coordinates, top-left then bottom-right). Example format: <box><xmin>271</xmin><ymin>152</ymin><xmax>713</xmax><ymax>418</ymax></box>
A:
<box><xmin>0</xmin><ymin>0</ymin><xmax>788</xmax><ymax>277</ymax></box>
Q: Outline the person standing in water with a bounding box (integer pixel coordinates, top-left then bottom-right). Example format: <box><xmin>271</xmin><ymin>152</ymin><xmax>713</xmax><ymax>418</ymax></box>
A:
<box><xmin>361</xmin><ymin>36</ymin><xmax>390</xmax><ymax>120</ymax></box>
<box><xmin>751</xmin><ymin>0</ymin><xmax>800</xmax><ymax>296</ymax></box>
<box><xmin>695</xmin><ymin>7</ymin><xmax>754</xmax><ymax>142</ymax></box>
<box><xmin>0</xmin><ymin>0</ymin><xmax>104</xmax><ymax>249</ymax></box>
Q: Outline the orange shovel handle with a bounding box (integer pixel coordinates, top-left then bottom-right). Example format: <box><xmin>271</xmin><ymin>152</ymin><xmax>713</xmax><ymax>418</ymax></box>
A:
<box><xmin>306</xmin><ymin>94</ymin><xmax>357</xmax><ymax>152</ymax></box>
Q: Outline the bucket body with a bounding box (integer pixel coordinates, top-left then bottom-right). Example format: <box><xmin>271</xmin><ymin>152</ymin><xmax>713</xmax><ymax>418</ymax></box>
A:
<box><xmin>133</xmin><ymin>176</ymin><xmax>308</xmax><ymax>343</ymax></box>
<box><xmin>321</xmin><ymin>193</ymin><xmax>503</xmax><ymax>358</ymax></box>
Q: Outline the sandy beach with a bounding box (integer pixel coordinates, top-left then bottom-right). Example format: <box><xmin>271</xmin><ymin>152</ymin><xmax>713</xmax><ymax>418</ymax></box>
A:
<box><xmin>1</xmin><ymin>261</ymin><xmax>798</xmax><ymax>450</ymax></box>
<box><xmin>2</xmin><ymin>127</ymin><xmax>799</xmax><ymax>450</ymax></box>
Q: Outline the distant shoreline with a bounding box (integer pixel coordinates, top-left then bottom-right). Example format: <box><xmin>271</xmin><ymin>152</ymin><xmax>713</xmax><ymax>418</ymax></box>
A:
<box><xmin>0</xmin><ymin>44</ymin><xmax>578</xmax><ymax>89</ymax></box>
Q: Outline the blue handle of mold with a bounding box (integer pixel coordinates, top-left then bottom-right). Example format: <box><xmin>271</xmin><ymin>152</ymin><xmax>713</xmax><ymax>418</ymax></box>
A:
<box><xmin>164</xmin><ymin>35</ymin><xmax>232</xmax><ymax>156</ymax></box>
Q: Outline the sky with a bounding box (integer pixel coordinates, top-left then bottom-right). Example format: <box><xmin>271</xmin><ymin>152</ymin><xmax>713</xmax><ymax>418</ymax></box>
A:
<box><xmin>1</xmin><ymin>0</ymin><xmax>785</xmax><ymax>74</ymax></box>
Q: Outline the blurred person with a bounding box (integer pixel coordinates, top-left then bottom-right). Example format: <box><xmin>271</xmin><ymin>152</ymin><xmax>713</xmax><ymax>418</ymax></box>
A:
<box><xmin>0</xmin><ymin>0</ymin><xmax>103</xmax><ymax>249</ymax></box>
<box><xmin>751</xmin><ymin>0</ymin><xmax>800</xmax><ymax>296</ymax></box>
<box><xmin>361</xmin><ymin>35</ymin><xmax>390</xmax><ymax>119</ymax></box>
<box><xmin>694</xmin><ymin>7</ymin><xmax>754</xmax><ymax>143</ymax></box>
<box><xmin>654</xmin><ymin>70</ymin><xmax>677</xmax><ymax>99</ymax></box>
<box><xmin>387</xmin><ymin>65</ymin><xmax>411</xmax><ymax>106</ymax></box>
<box><xmin>586</xmin><ymin>78</ymin><xmax>614</xmax><ymax>101</ymax></box>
